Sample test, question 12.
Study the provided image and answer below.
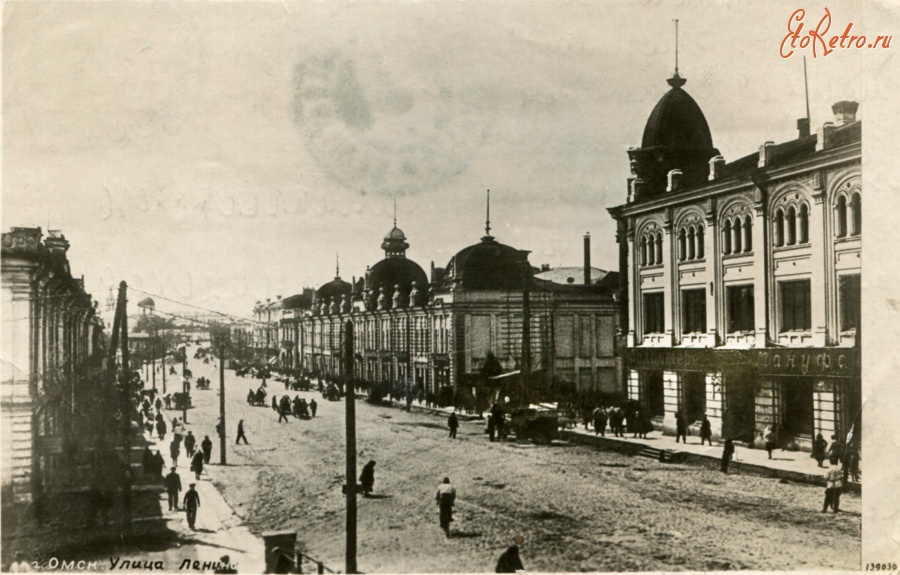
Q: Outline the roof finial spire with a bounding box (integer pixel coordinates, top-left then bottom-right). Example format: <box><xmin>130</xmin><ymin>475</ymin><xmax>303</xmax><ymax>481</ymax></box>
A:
<box><xmin>336</xmin><ymin>252</ymin><xmax>340</xmax><ymax>278</ymax></box>
<box><xmin>484</xmin><ymin>189</ymin><xmax>493</xmax><ymax>240</ymax></box>
<box><xmin>393</xmin><ymin>199</ymin><xmax>397</xmax><ymax>228</ymax></box>
<box><xmin>667</xmin><ymin>19</ymin><xmax>686</xmax><ymax>89</ymax></box>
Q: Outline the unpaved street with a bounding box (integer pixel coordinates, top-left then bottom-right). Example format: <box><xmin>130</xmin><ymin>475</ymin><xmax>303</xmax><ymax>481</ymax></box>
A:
<box><xmin>184</xmin><ymin>355</ymin><xmax>860</xmax><ymax>573</ymax></box>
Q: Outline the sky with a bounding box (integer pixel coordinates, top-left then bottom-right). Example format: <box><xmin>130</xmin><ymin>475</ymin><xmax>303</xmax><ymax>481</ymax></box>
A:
<box><xmin>0</xmin><ymin>0</ymin><xmax>888</xmax><ymax>320</ymax></box>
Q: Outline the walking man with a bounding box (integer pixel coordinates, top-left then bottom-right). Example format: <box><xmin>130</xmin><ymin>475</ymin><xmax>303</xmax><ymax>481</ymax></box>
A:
<box><xmin>190</xmin><ymin>450</ymin><xmax>204</xmax><ymax>480</ymax></box>
<box><xmin>721</xmin><ymin>438</ymin><xmax>735</xmax><ymax>474</ymax></box>
<box><xmin>675</xmin><ymin>411</ymin><xmax>688</xmax><ymax>444</ymax></box>
<box><xmin>448</xmin><ymin>411</ymin><xmax>459</xmax><ymax>439</ymax></box>
<box><xmin>183</xmin><ymin>483</ymin><xmax>201</xmax><ymax>530</ymax></box>
<box><xmin>170</xmin><ymin>439</ymin><xmax>181</xmax><ymax>468</ymax></box>
<box><xmin>309</xmin><ymin>398</ymin><xmax>317</xmax><ymax>418</ymax></box>
<box><xmin>201</xmin><ymin>435</ymin><xmax>213</xmax><ymax>464</ymax></box>
<box><xmin>184</xmin><ymin>431</ymin><xmax>196</xmax><ymax>458</ymax></box>
<box><xmin>236</xmin><ymin>420</ymin><xmax>249</xmax><ymax>445</ymax></box>
<box><xmin>763</xmin><ymin>426</ymin><xmax>776</xmax><ymax>459</ymax></box>
<box><xmin>436</xmin><ymin>477</ymin><xmax>456</xmax><ymax>537</ymax></box>
<box><xmin>700</xmin><ymin>415</ymin><xmax>712</xmax><ymax>446</ymax></box>
<box><xmin>164</xmin><ymin>467</ymin><xmax>182</xmax><ymax>511</ymax></box>
<box><xmin>822</xmin><ymin>457</ymin><xmax>844</xmax><ymax>513</ymax></box>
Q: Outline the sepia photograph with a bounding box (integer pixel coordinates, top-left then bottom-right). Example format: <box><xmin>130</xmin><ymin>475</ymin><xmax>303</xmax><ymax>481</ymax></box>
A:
<box><xmin>2</xmin><ymin>1</ymin><xmax>897</xmax><ymax>573</ymax></box>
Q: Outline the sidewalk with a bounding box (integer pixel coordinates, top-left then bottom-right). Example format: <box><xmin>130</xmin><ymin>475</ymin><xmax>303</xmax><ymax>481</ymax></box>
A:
<box><xmin>139</xmin><ymin>418</ymin><xmax>267</xmax><ymax>574</ymax></box>
<box><xmin>561</xmin><ymin>424</ymin><xmax>861</xmax><ymax>493</ymax></box>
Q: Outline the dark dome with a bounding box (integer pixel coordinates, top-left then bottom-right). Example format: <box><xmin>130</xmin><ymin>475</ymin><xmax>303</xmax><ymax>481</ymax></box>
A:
<box><xmin>641</xmin><ymin>82</ymin><xmax>714</xmax><ymax>151</ymax></box>
<box><xmin>367</xmin><ymin>257</ymin><xmax>428</xmax><ymax>309</ymax></box>
<box><xmin>446</xmin><ymin>237</ymin><xmax>532</xmax><ymax>290</ymax></box>
<box><xmin>385</xmin><ymin>227</ymin><xmax>406</xmax><ymax>241</ymax></box>
<box><xmin>137</xmin><ymin>297</ymin><xmax>155</xmax><ymax>309</ymax></box>
<box><xmin>315</xmin><ymin>278</ymin><xmax>351</xmax><ymax>304</ymax></box>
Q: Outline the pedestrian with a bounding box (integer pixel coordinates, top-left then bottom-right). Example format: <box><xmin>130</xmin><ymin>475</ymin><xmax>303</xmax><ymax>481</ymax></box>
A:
<box><xmin>359</xmin><ymin>460</ymin><xmax>376</xmax><ymax>497</ymax></box>
<box><xmin>157</xmin><ymin>418</ymin><xmax>167</xmax><ymax>441</ymax></box>
<box><xmin>170</xmin><ymin>439</ymin><xmax>181</xmax><ymax>467</ymax></box>
<box><xmin>593</xmin><ymin>407</ymin><xmax>607</xmax><ymax>436</ymax></box>
<box><xmin>155</xmin><ymin>397</ymin><xmax>162</xmax><ymax>412</ymax></box>
<box><xmin>183</xmin><ymin>483</ymin><xmax>201</xmax><ymax>529</ymax></box>
<box><xmin>190</xmin><ymin>450</ymin><xmax>204</xmax><ymax>480</ymax></box>
<box><xmin>846</xmin><ymin>446</ymin><xmax>860</xmax><ymax>483</ymax></box>
<box><xmin>236</xmin><ymin>420</ymin><xmax>249</xmax><ymax>444</ymax></box>
<box><xmin>762</xmin><ymin>426</ymin><xmax>776</xmax><ymax>459</ymax></box>
<box><xmin>164</xmin><ymin>466</ymin><xmax>182</xmax><ymax>511</ymax></box>
<box><xmin>184</xmin><ymin>431</ymin><xmax>196</xmax><ymax>458</ymax></box>
<box><xmin>826</xmin><ymin>434</ymin><xmax>845</xmax><ymax>462</ymax></box>
<box><xmin>309</xmin><ymin>398</ymin><xmax>317</xmax><ymax>418</ymax></box>
<box><xmin>278</xmin><ymin>398</ymin><xmax>291</xmax><ymax>424</ymax></box>
<box><xmin>201</xmin><ymin>435</ymin><xmax>213</xmax><ymax>464</ymax></box>
<box><xmin>272</xmin><ymin>395</ymin><xmax>278</xmax><ymax>411</ymax></box>
<box><xmin>448</xmin><ymin>411</ymin><xmax>459</xmax><ymax>439</ymax></box>
<box><xmin>495</xmin><ymin>537</ymin><xmax>525</xmax><ymax>573</ymax></box>
<box><xmin>822</xmin><ymin>457</ymin><xmax>843</xmax><ymax>513</ymax></box>
<box><xmin>487</xmin><ymin>413</ymin><xmax>496</xmax><ymax>442</ymax></box>
<box><xmin>142</xmin><ymin>446</ymin><xmax>154</xmax><ymax>476</ymax></box>
<box><xmin>814</xmin><ymin>433</ymin><xmax>828</xmax><ymax>467</ymax></box>
<box><xmin>436</xmin><ymin>477</ymin><xmax>456</xmax><ymax>537</ymax></box>
<box><xmin>721</xmin><ymin>438</ymin><xmax>735</xmax><ymax>474</ymax></box>
<box><xmin>699</xmin><ymin>414</ymin><xmax>712</xmax><ymax>446</ymax></box>
<box><xmin>153</xmin><ymin>450</ymin><xmax>165</xmax><ymax>478</ymax></box>
<box><xmin>675</xmin><ymin>411</ymin><xmax>687</xmax><ymax>443</ymax></box>
<box><xmin>164</xmin><ymin>394</ymin><xmax>172</xmax><ymax>409</ymax></box>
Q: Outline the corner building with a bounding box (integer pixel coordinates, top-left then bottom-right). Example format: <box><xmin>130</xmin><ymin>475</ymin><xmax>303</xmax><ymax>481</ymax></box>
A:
<box><xmin>608</xmin><ymin>71</ymin><xmax>861</xmax><ymax>451</ymax></box>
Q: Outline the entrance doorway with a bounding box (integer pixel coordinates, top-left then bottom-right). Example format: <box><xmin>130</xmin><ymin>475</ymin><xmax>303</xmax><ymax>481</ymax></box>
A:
<box><xmin>724</xmin><ymin>371</ymin><xmax>756</xmax><ymax>442</ymax></box>
<box><xmin>782</xmin><ymin>377</ymin><xmax>814</xmax><ymax>440</ymax></box>
<box><xmin>682</xmin><ymin>371</ymin><xmax>706</xmax><ymax>425</ymax></box>
<box><xmin>644</xmin><ymin>370</ymin><xmax>665</xmax><ymax>417</ymax></box>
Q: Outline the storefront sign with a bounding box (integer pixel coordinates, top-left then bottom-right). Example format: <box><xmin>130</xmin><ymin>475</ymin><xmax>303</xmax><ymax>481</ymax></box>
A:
<box><xmin>627</xmin><ymin>346</ymin><xmax>859</xmax><ymax>378</ymax></box>
<box><xmin>756</xmin><ymin>348</ymin><xmax>858</xmax><ymax>377</ymax></box>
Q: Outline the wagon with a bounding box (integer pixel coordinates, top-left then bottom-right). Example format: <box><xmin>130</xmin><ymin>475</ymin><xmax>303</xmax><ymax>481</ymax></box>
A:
<box><xmin>172</xmin><ymin>392</ymin><xmax>192</xmax><ymax>410</ymax></box>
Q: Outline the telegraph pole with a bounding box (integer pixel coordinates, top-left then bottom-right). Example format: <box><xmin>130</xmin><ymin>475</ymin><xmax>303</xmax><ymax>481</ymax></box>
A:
<box><xmin>343</xmin><ymin>320</ymin><xmax>357</xmax><ymax>575</ymax></box>
<box><xmin>115</xmin><ymin>281</ymin><xmax>133</xmax><ymax>532</ymax></box>
<box><xmin>219</xmin><ymin>343</ymin><xmax>227</xmax><ymax>465</ymax></box>
<box><xmin>182</xmin><ymin>346</ymin><xmax>188</xmax><ymax>423</ymax></box>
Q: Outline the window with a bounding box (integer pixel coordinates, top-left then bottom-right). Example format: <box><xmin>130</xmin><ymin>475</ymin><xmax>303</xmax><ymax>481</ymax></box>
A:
<box><xmin>836</xmin><ymin>196</ymin><xmax>847</xmax><ymax>238</ymax></box>
<box><xmin>850</xmin><ymin>193</ymin><xmax>861</xmax><ymax>236</ymax></box>
<box><xmin>655</xmin><ymin>233</ymin><xmax>663</xmax><ymax>264</ymax></box>
<box><xmin>786</xmin><ymin>207</ymin><xmax>797</xmax><ymax>246</ymax></box>
<box><xmin>722</xmin><ymin>220</ymin><xmax>732</xmax><ymax>254</ymax></box>
<box><xmin>733</xmin><ymin>218</ymin><xmax>743</xmax><ymax>253</ymax></box>
<box><xmin>681</xmin><ymin>289</ymin><xmax>706</xmax><ymax>334</ymax></box>
<box><xmin>640</xmin><ymin>237</ymin><xmax>647</xmax><ymax>266</ymax></box>
<box><xmin>839</xmin><ymin>274</ymin><xmax>861</xmax><ymax>331</ymax></box>
<box><xmin>687</xmin><ymin>227</ymin><xmax>696</xmax><ymax>260</ymax></box>
<box><xmin>774</xmin><ymin>208</ymin><xmax>785</xmax><ymax>247</ymax></box>
<box><xmin>779</xmin><ymin>280</ymin><xmax>811</xmax><ymax>332</ymax></box>
<box><xmin>643</xmin><ymin>292</ymin><xmax>664</xmax><ymax>334</ymax></box>
<box><xmin>696</xmin><ymin>225</ymin><xmax>705</xmax><ymax>258</ymax></box>
<box><xmin>648</xmin><ymin>235</ymin><xmax>656</xmax><ymax>265</ymax></box>
<box><xmin>678</xmin><ymin>229</ymin><xmax>686</xmax><ymax>261</ymax></box>
<box><xmin>743</xmin><ymin>215</ymin><xmax>753</xmax><ymax>252</ymax></box>
<box><xmin>799</xmin><ymin>205</ymin><xmax>809</xmax><ymax>243</ymax></box>
<box><xmin>727</xmin><ymin>285</ymin><xmax>755</xmax><ymax>333</ymax></box>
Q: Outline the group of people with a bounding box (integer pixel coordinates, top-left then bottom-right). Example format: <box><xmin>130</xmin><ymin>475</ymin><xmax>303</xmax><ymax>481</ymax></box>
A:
<box><xmin>272</xmin><ymin>394</ymin><xmax>318</xmax><ymax>422</ymax></box>
<box><xmin>581</xmin><ymin>404</ymin><xmax>655</xmax><ymax>439</ymax></box>
<box><xmin>163</xmin><ymin>466</ymin><xmax>202</xmax><ymax>529</ymax></box>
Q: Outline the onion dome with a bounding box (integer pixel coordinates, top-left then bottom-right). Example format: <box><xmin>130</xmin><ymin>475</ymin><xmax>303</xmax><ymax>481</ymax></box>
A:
<box><xmin>366</xmin><ymin>257</ymin><xmax>428</xmax><ymax>310</ymax></box>
<box><xmin>381</xmin><ymin>226</ymin><xmax>409</xmax><ymax>258</ymax></box>
<box><xmin>137</xmin><ymin>297</ymin><xmax>156</xmax><ymax>310</ymax></box>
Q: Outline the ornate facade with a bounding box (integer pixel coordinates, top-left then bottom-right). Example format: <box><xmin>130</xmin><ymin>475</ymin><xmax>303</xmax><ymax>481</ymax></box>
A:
<box><xmin>608</xmin><ymin>70</ymin><xmax>861</xmax><ymax>451</ymax></box>
<box><xmin>1</xmin><ymin>228</ymin><xmax>104</xmax><ymax>506</ymax></box>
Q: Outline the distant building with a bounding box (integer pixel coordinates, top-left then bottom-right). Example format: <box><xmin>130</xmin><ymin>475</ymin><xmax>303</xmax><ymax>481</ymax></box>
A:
<box><xmin>608</xmin><ymin>68</ymin><xmax>861</xmax><ymax>451</ymax></box>
<box><xmin>277</xmin><ymin>207</ymin><xmax>622</xmax><ymax>408</ymax></box>
<box><xmin>2</xmin><ymin>228</ymin><xmax>104</xmax><ymax>508</ymax></box>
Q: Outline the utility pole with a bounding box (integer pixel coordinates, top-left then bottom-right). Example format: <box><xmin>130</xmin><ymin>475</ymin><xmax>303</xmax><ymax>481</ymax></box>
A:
<box><xmin>219</xmin><ymin>342</ymin><xmax>227</xmax><ymax>465</ymax></box>
<box><xmin>343</xmin><ymin>320</ymin><xmax>357</xmax><ymax>575</ymax></box>
<box><xmin>182</xmin><ymin>345</ymin><xmax>188</xmax><ymax>423</ymax></box>
<box><xmin>115</xmin><ymin>281</ymin><xmax>133</xmax><ymax>532</ymax></box>
<box><xmin>161</xmin><ymin>332</ymin><xmax>166</xmax><ymax>394</ymax></box>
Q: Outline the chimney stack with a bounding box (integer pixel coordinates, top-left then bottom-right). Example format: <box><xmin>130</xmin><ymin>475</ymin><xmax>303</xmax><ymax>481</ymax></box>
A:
<box><xmin>797</xmin><ymin>117</ymin><xmax>811</xmax><ymax>138</ymax></box>
<box><xmin>583</xmin><ymin>233</ymin><xmax>591</xmax><ymax>285</ymax></box>
<box><xmin>540</xmin><ymin>264</ymin><xmax>550</xmax><ymax>272</ymax></box>
<box><xmin>832</xmin><ymin>101</ymin><xmax>859</xmax><ymax>126</ymax></box>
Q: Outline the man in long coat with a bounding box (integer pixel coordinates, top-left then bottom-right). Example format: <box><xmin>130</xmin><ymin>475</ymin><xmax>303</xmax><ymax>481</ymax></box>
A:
<box><xmin>201</xmin><ymin>435</ymin><xmax>214</xmax><ymax>464</ymax></box>
<box><xmin>164</xmin><ymin>467</ymin><xmax>182</xmax><ymax>511</ymax></box>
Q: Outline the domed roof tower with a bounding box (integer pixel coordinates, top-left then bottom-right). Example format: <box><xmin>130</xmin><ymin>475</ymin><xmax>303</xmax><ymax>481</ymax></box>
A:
<box><xmin>363</xmin><ymin>208</ymin><xmax>428</xmax><ymax>310</ymax></box>
<box><xmin>627</xmin><ymin>68</ymin><xmax>719</xmax><ymax>201</ymax></box>
<box><xmin>314</xmin><ymin>254</ymin><xmax>351</xmax><ymax>312</ymax></box>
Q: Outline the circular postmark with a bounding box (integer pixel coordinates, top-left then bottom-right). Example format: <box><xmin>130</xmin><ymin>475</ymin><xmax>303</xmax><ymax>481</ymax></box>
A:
<box><xmin>292</xmin><ymin>50</ymin><xmax>493</xmax><ymax>197</ymax></box>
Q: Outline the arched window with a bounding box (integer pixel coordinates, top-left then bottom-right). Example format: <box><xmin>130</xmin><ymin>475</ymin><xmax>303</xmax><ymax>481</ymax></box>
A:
<box><xmin>799</xmin><ymin>204</ymin><xmax>809</xmax><ymax>243</ymax></box>
<box><xmin>640</xmin><ymin>236</ymin><xmax>647</xmax><ymax>266</ymax></box>
<box><xmin>687</xmin><ymin>227</ymin><xmax>696</xmax><ymax>260</ymax></box>
<box><xmin>678</xmin><ymin>229</ymin><xmax>686</xmax><ymax>261</ymax></box>
<box><xmin>733</xmin><ymin>218</ymin><xmax>743</xmax><ymax>254</ymax></box>
<box><xmin>786</xmin><ymin>206</ymin><xmax>797</xmax><ymax>246</ymax></box>
<box><xmin>696</xmin><ymin>225</ymin><xmax>705</xmax><ymax>259</ymax></box>
<box><xmin>850</xmin><ymin>192</ymin><xmax>861</xmax><ymax>236</ymax></box>
<box><xmin>836</xmin><ymin>196</ymin><xmax>847</xmax><ymax>238</ymax></box>
<box><xmin>743</xmin><ymin>215</ymin><xmax>753</xmax><ymax>252</ymax></box>
<box><xmin>655</xmin><ymin>233</ymin><xmax>663</xmax><ymax>265</ymax></box>
<box><xmin>723</xmin><ymin>220</ymin><xmax>732</xmax><ymax>254</ymax></box>
<box><xmin>774</xmin><ymin>208</ymin><xmax>785</xmax><ymax>247</ymax></box>
<box><xmin>647</xmin><ymin>235</ymin><xmax>655</xmax><ymax>265</ymax></box>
